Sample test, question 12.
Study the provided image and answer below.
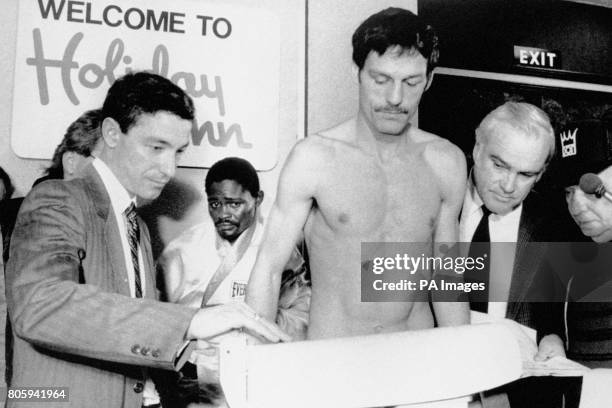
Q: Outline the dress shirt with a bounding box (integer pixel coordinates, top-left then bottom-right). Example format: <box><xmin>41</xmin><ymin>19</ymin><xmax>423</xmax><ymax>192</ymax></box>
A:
<box><xmin>92</xmin><ymin>158</ymin><xmax>145</xmax><ymax>298</ymax></box>
<box><xmin>460</xmin><ymin>179</ymin><xmax>522</xmax><ymax>319</ymax></box>
<box><xmin>91</xmin><ymin>158</ymin><xmax>158</xmax><ymax>406</ymax></box>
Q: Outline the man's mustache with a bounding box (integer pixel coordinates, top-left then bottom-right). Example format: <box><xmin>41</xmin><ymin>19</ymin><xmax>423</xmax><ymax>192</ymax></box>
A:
<box><xmin>375</xmin><ymin>106</ymin><xmax>409</xmax><ymax>114</ymax></box>
<box><xmin>215</xmin><ymin>218</ymin><xmax>238</xmax><ymax>227</ymax></box>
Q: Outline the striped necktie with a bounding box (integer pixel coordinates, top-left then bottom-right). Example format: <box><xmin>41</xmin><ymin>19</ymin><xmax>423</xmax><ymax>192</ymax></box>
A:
<box><xmin>125</xmin><ymin>202</ymin><xmax>142</xmax><ymax>298</ymax></box>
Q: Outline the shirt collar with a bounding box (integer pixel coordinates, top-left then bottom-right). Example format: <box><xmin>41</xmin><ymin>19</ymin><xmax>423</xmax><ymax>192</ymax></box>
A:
<box><xmin>92</xmin><ymin>157</ymin><xmax>135</xmax><ymax>213</ymax></box>
<box><xmin>464</xmin><ymin>176</ymin><xmax>484</xmax><ymax>218</ymax></box>
<box><xmin>466</xmin><ymin>174</ymin><xmax>522</xmax><ymax>221</ymax></box>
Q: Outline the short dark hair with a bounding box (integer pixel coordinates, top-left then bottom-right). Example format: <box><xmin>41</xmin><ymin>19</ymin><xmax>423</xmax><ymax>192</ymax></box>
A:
<box><xmin>102</xmin><ymin>71</ymin><xmax>195</xmax><ymax>133</ymax></box>
<box><xmin>352</xmin><ymin>7</ymin><xmax>439</xmax><ymax>74</ymax></box>
<box><xmin>45</xmin><ymin>109</ymin><xmax>103</xmax><ymax>179</ymax></box>
<box><xmin>0</xmin><ymin>166</ymin><xmax>14</xmax><ymax>200</ymax></box>
<box><xmin>205</xmin><ymin>157</ymin><xmax>260</xmax><ymax>198</ymax></box>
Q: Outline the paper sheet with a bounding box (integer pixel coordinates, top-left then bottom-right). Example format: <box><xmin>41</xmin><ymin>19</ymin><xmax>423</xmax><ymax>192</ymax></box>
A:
<box><xmin>220</xmin><ymin>324</ymin><xmax>522</xmax><ymax>408</ymax></box>
<box><xmin>470</xmin><ymin>311</ymin><xmax>590</xmax><ymax>378</ymax></box>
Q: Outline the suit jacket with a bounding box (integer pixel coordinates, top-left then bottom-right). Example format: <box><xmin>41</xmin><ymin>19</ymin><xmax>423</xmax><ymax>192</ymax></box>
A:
<box><xmin>464</xmin><ymin>191</ymin><xmax>561</xmax><ymax>331</ymax></box>
<box><xmin>5</xmin><ymin>165</ymin><xmax>197</xmax><ymax>408</ymax></box>
<box><xmin>471</xmin><ymin>192</ymin><xmax>567</xmax><ymax>408</ymax></box>
<box><xmin>505</xmin><ymin>193</ymin><xmax>551</xmax><ymax>328</ymax></box>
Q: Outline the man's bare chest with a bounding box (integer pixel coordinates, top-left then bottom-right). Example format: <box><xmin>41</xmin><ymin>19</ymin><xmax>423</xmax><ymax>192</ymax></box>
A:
<box><xmin>310</xmin><ymin>159</ymin><xmax>442</xmax><ymax>240</ymax></box>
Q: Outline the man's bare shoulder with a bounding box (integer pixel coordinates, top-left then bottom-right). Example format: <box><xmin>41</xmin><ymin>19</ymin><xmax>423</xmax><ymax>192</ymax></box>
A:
<box><xmin>316</xmin><ymin>118</ymin><xmax>357</xmax><ymax>144</ymax></box>
<box><xmin>412</xmin><ymin>129</ymin><xmax>467</xmax><ymax>201</ymax></box>
<box><xmin>288</xmin><ymin>118</ymin><xmax>358</xmax><ymax>166</ymax></box>
<box><xmin>414</xmin><ymin>129</ymin><xmax>466</xmax><ymax>175</ymax></box>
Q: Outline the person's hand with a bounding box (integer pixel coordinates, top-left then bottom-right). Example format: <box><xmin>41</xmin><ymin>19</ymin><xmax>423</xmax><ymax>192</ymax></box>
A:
<box><xmin>499</xmin><ymin>319</ymin><xmax>537</xmax><ymax>362</ymax></box>
<box><xmin>534</xmin><ymin>334</ymin><xmax>566</xmax><ymax>361</ymax></box>
<box><xmin>186</xmin><ymin>302</ymin><xmax>291</xmax><ymax>343</ymax></box>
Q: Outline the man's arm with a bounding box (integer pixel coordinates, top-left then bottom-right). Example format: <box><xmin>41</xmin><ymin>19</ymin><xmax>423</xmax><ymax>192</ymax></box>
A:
<box><xmin>246</xmin><ymin>139</ymin><xmax>318</xmax><ymax>322</ymax></box>
<box><xmin>427</xmin><ymin>140</ymin><xmax>470</xmax><ymax>326</ymax></box>
<box><xmin>6</xmin><ymin>182</ymin><xmax>286</xmax><ymax>370</ymax></box>
<box><xmin>6</xmin><ymin>182</ymin><xmax>198</xmax><ymax>369</ymax></box>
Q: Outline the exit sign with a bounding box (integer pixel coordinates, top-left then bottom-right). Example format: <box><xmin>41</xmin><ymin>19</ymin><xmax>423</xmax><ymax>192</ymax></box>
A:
<box><xmin>514</xmin><ymin>46</ymin><xmax>561</xmax><ymax>69</ymax></box>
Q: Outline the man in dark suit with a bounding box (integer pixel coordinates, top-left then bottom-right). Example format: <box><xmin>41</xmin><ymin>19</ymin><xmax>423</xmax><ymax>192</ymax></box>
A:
<box><xmin>459</xmin><ymin>101</ymin><xmax>564</xmax><ymax>407</ymax></box>
<box><xmin>5</xmin><ymin>72</ymin><xmax>287</xmax><ymax>408</ymax></box>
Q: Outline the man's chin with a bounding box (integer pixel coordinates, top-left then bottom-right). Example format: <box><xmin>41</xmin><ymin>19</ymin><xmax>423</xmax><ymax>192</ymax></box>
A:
<box><xmin>582</xmin><ymin>228</ymin><xmax>609</xmax><ymax>243</ymax></box>
<box><xmin>216</xmin><ymin>227</ymin><xmax>238</xmax><ymax>240</ymax></box>
<box><xmin>376</xmin><ymin>125</ymin><xmax>409</xmax><ymax>136</ymax></box>
<box><xmin>139</xmin><ymin>190</ymin><xmax>162</xmax><ymax>201</ymax></box>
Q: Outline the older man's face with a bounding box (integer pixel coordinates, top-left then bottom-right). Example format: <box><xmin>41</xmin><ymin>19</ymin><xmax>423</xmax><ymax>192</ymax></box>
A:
<box><xmin>566</xmin><ymin>165</ymin><xmax>612</xmax><ymax>242</ymax></box>
<box><xmin>473</xmin><ymin>123</ymin><xmax>549</xmax><ymax>215</ymax></box>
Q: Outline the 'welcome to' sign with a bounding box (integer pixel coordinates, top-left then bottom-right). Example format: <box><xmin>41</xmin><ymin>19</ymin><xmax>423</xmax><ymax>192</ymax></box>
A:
<box><xmin>12</xmin><ymin>0</ymin><xmax>281</xmax><ymax>170</ymax></box>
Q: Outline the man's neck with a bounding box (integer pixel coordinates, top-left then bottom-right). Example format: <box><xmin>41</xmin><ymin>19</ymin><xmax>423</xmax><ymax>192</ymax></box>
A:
<box><xmin>96</xmin><ymin>152</ymin><xmax>136</xmax><ymax>200</ymax></box>
<box><xmin>355</xmin><ymin>114</ymin><xmax>411</xmax><ymax>162</ymax></box>
<box><xmin>215</xmin><ymin>218</ymin><xmax>260</xmax><ymax>250</ymax></box>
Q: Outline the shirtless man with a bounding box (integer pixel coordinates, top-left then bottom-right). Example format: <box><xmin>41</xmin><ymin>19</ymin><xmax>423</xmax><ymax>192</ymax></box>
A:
<box><xmin>247</xmin><ymin>7</ymin><xmax>469</xmax><ymax>339</ymax></box>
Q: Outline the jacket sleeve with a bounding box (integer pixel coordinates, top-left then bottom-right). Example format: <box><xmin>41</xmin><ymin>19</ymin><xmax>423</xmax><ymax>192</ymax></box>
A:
<box><xmin>6</xmin><ymin>181</ymin><xmax>197</xmax><ymax>370</ymax></box>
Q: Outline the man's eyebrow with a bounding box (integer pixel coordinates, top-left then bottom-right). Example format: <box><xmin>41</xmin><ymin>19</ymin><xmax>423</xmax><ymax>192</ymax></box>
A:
<box><xmin>144</xmin><ymin>136</ymin><xmax>189</xmax><ymax>151</ymax></box>
<box><xmin>367</xmin><ymin>69</ymin><xmax>423</xmax><ymax>80</ymax></box>
<box><xmin>207</xmin><ymin>197</ymin><xmax>244</xmax><ymax>202</ymax></box>
<box><xmin>144</xmin><ymin>135</ymin><xmax>171</xmax><ymax>144</ymax></box>
<box><xmin>368</xmin><ymin>69</ymin><xmax>390</xmax><ymax>77</ymax></box>
<box><xmin>490</xmin><ymin>154</ymin><xmax>509</xmax><ymax>167</ymax></box>
<box><xmin>491</xmin><ymin>154</ymin><xmax>540</xmax><ymax>176</ymax></box>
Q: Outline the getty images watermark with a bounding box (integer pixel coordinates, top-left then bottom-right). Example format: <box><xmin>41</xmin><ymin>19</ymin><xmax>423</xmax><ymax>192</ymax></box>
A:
<box><xmin>361</xmin><ymin>242</ymin><xmax>487</xmax><ymax>302</ymax></box>
<box><xmin>361</xmin><ymin>242</ymin><xmax>612</xmax><ymax>302</ymax></box>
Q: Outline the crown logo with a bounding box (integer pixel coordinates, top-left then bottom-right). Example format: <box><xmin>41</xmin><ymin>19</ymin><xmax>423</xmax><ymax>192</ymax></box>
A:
<box><xmin>560</xmin><ymin>128</ymin><xmax>578</xmax><ymax>158</ymax></box>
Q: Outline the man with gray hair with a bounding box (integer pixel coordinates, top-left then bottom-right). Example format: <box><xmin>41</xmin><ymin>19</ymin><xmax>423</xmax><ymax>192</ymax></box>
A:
<box><xmin>460</xmin><ymin>101</ymin><xmax>563</xmax><ymax>407</ymax></box>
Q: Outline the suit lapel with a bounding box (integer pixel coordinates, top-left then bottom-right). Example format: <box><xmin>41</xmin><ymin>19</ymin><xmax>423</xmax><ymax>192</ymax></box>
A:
<box><xmin>105</xmin><ymin>216</ymin><xmax>132</xmax><ymax>297</ymax></box>
<box><xmin>506</xmin><ymin>196</ymin><xmax>545</xmax><ymax>319</ymax></box>
<box><xmin>82</xmin><ymin>164</ymin><xmax>132</xmax><ymax>297</ymax></box>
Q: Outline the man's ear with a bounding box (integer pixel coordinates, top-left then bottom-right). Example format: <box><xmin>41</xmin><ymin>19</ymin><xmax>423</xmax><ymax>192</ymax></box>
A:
<box><xmin>535</xmin><ymin>168</ymin><xmax>546</xmax><ymax>183</ymax></box>
<box><xmin>61</xmin><ymin>152</ymin><xmax>76</xmax><ymax>176</ymax></box>
<box><xmin>472</xmin><ymin>140</ymin><xmax>482</xmax><ymax>163</ymax></box>
<box><xmin>255</xmin><ymin>190</ymin><xmax>264</xmax><ymax>207</ymax></box>
<box><xmin>425</xmin><ymin>71</ymin><xmax>434</xmax><ymax>91</ymax></box>
<box><xmin>352</xmin><ymin>64</ymin><xmax>361</xmax><ymax>84</ymax></box>
<box><xmin>101</xmin><ymin>117</ymin><xmax>122</xmax><ymax>148</ymax></box>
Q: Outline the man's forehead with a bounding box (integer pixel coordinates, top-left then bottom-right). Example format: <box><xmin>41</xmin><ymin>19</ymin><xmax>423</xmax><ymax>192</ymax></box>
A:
<box><xmin>208</xmin><ymin>179</ymin><xmax>251</xmax><ymax>195</ymax></box>
<box><xmin>485</xmin><ymin>128</ymin><xmax>548</xmax><ymax>171</ymax></box>
<box><xmin>366</xmin><ymin>46</ymin><xmax>424</xmax><ymax>64</ymax></box>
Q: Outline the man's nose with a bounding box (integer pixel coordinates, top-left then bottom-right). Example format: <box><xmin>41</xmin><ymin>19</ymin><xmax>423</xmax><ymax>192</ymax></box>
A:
<box><xmin>386</xmin><ymin>82</ymin><xmax>403</xmax><ymax>106</ymax></box>
<box><xmin>159</xmin><ymin>155</ymin><xmax>176</xmax><ymax>179</ymax></box>
<box><xmin>500</xmin><ymin>172</ymin><xmax>517</xmax><ymax>194</ymax></box>
<box><xmin>568</xmin><ymin>188</ymin><xmax>589</xmax><ymax>215</ymax></box>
